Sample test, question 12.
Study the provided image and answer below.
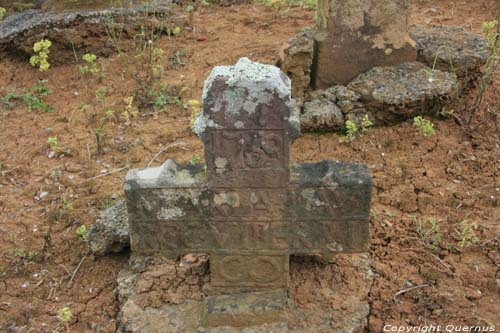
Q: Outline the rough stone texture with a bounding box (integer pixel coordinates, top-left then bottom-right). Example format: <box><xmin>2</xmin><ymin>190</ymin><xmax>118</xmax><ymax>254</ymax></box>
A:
<box><xmin>410</xmin><ymin>26</ymin><xmax>489</xmax><ymax>78</ymax></box>
<box><xmin>301</xmin><ymin>98</ymin><xmax>344</xmax><ymax>132</ymax></box>
<box><xmin>87</xmin><ymin>200</ymin><xmax>130</xmax><ymax>255</ymax></box>
<box><xmin>125</xmin><ymin>58</ymin><xmax>372</xmax><ymax>329</ymax></box>
<box><xmin>0</xmin><ymin>1</ymin><xmax>174</xmax><ymax>58</ymax></box>
<box><xmin>278</xmin><ymin>28</ymin><xmax>314</xmax><ymax>100</ymax></box>
<box><xmin>117</xmin><ymin>254</ymin><xmax>373</xmax><ymax>333</ymax></box>
<box><xmin>313</xmin><ymin>0</ymin><xmax>416</xmax><ymax>87</ymax></box>
<box><xmin>348</xmin><ymin>62</ymin><xmax>457</xmax><ymax>123</ymax></box>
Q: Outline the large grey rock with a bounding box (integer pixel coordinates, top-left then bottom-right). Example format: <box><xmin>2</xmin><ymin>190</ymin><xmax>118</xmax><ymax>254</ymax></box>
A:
<box><xmin>348</xmin><ymin>62</ymin><xmax>457</xmax><ymax>123</ymax></box>
<box><xmin>410</xmin><ymin>26</ymin><xmax>489</xmax><ymax>78</ymax></box>
<box><xmin>301</xmin><ymin>98</ymin><xmax>345</xmax><ymax>131</ymax></box>
<box><xmin>87</xmin><ymin>200</ymin><xmax>130</xmax><ymax>255</ymax></box>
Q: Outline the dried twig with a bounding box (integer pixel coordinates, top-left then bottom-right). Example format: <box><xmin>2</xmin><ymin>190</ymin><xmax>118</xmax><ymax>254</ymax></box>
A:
<box><xmin>394</xmin><ymin>284</ymin><xmax>429</xmax><ymax>298</ymax></box>
<box><xmin>68</xmin><ymin>256</ymin><xmax>86</xmax><ymax>287</ymax></box>
<box><xmin>79</xmin><ymin>166</ymin><xmax>129</xmax><ymax>184</ymax></box>
<box><xmin>147</xmin><ymin>141</ymin><xmax>189</xmax><ymax>167</ymax></box>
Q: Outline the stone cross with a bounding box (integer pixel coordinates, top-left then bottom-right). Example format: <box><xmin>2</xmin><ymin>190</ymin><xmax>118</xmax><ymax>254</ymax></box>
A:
<box><xmin>313</xmin><ymin>0</ymin><xmax>417</xmax><ymax>88</ymax></box>
<box><xmin>125</xmin><ymin>58</ymin><xmax>371</xmax><ymax>325</ymax></box>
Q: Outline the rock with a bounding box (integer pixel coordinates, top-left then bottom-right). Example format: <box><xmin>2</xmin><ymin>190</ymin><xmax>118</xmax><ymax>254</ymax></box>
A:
<box><xmin>117</xmin><ymin>254</ymin><xmax>373</xmax><ymax>333</ymax></box>
<box><xmin>278</xmin><ymin>28</ymin><xmax>314</xmax><ymax>100</ymax></box>
<box><xmin>301</xmin><ymin>98</ymin><xmax>344</xmax><ymax>131</ymax></box>
<box><xmin>348</xmin><ymin>62</ymin><xmax>457</xmax><ymax>124</ymax></box>
<box><xmin>87</xmin><ymin>199</ymin><xmax>130</xmax><ymax>255</ymax></box>
<box><xmin>410</xmin><ymin>26</ymin><xmax>489</xmax><ymax>78</ymax></box>
<box><xmin>0</xmin><ymin>2</ymin><xmax>174</xmax><ymax>60</ymax></box>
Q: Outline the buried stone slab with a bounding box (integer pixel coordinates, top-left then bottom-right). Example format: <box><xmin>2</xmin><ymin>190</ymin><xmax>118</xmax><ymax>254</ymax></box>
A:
<box><xmin>347</xmin><ymin>62</ymin><xmax>457</xmax><ymax>124</ymax></box>
<box><xmin>125</xmin><ymin>58</ymin><xmax>372</xmax><ymax>328</ymax></box>
<box><xmin>117</xmin><ymin>253</ymin><xmax>373</xmax><ymax>333</ymax></box>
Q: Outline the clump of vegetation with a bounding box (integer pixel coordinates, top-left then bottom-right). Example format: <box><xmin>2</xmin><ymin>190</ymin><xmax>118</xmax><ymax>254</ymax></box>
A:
<box><xmin>342</xmin><ymin>115</ymin><xmax>373</xmax><ymax>142</ymax></box>
<box><xmin>47</xmin><ymin>136</ymin><xmax>61</xmax><ymax>155</ymax></box>
<box><xmin>2</xmin><ymin>80</ymin><xmax>53</xmax><ymax>113</ymax></box>
<box><xmin>76</xmin><ymin>225</ymin><xmax>87</xmax><ymax>241</ymax></box>
<box><xmin>30</xmin><ymin>39</ymin><xmax>52</xmax><ymax>72</ymax></box>
<box><xmin>457</xmin><ymin>221</ymin><xmax>480</xmax><ymax>249</ymax></box>
<box><xmin>153</xmin><ymin>83</ymin><xmax>185</xmax><ymax>112</ymax></box>
<box><xmin>122</xmin><ymin>96</ymin><xmax>139</xmax><ymax>121</ymax></box>
<box><xmin>416</xmin><ymin>217</ymin><xmax>442</xmax><ymax>251</ymax></box>
<box><xmin>189</xmin><ymin>155</ymin><xmax>201</xmax><ymax>165</ymax></box>
<box><xmin>57</xmin><ymin>306</ymin><xmax>73</xmax><ymax>332</ymax></box>
<box><xmin>79</xmin><ymin>53</ymin><xmax>99</xmax><ymax>76</ymax></box>
<box><xmin>81</xmin><ymin>88</ymin><xmax>116</xmax><ymax>154</ymax></box>
<box><xmin>0</xmin><ymin>7</ymin><xmax>6</xmax><ymax>21</ymax></box>
<box><xmin>413</xmin><ymin>116</ymin><xmax>436</xmax><ymax>136</ymax></box>
<box><xmin>466</xmin><ymin>16</ymin><xmax>500</xmax><ymax>130</ymax></box>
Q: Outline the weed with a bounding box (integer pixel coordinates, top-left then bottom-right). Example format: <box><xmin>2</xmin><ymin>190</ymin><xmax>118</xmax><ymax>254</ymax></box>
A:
<box><xmin>15</xmin><ymin>249</ymin><xmax>38</xmax><ymax>261</ymax></box>
<box><xmin>188</xmin><ymin>99</ymin><xmax>201</xmax><ymax>128</ymax></box>
<box><xmin>189</xmin><ymin>155</ymin><xmax>201</xmax><ymax>165</ymax></box>
<box><xmin>105</xmin><ymin>13</ymin><xmax>125</xmax><ymax>55</ymax></box>
<box><xmin>47</xmin><ymin>136</ymin><xmax>61</xmax><ymax>154</ymax></box>
<box><xmin>360</xmin><ymin>115</ymin><xmax>373</xmax><ymax>133</ymax></box>
<box><xmin>30</xmin><ymin>39</ymin><xmax>52</xmax><ymax>72</ymax></box>
<box><xmin>413</xmin><ymin>116</ymin><xmax>436</xmax><ymax>136</ymax></box>
<box><xmin>466</xmin><ymin>13</ymin><xmax>500</xmax><ymax>130</ymax></box>
<box><xmin>153</xmin><ymin>83</ymin><xmax>184</xmax><ymax>112</ymax></box>
<box><xmin>457</xmin><ymin>221</ymin><xmax>480</xmax><ymax>248</ymax></box>
<box><xmin>81</xmin><ymin>101</ymin><xmax>116</xmax><ymax>155</ymax></box>
<box><xmin>76</xmin><ymin>225</ymin><xmax>87</xmax><ymax>241</ymax></box>
<box><xmin>57</xmin><ymin>306</ymin><xmax>73</xmax><ymax>332</ymax></box>
<box><xmin>2</xmin><ymin>80</ymin><xmax>53</xmax><ymax>112</ymax></box>
<box><xmin>169</xmin><ymin>50</ymin><xmax>186</xmax><ymax>69</ymax></box>
<box><xmin>416</xmin><ymin>217</ymin><xmax>442</xmax><ymax>251</ymax></box>
<box><xmin>122</xmin><ymin>96</ymin><xmax>139</xmax><ymax>121</ymax></box>
<box><xmin>343</xmin><ymin>120</ymin><xmax>358</xmax><ymax>143</ymax></box>
<box><xmin>0</xmin><ymin>7</ymin><xmax>6</xmax><ymax>21</ymax></box>
<box><xmin>264</xmin><ymin>0</ymin><xmax>285</xmax><ymax>21</ymax></box>
<box><xmin>80</xmin><ymin>53</ymin><xmax>100</xmax><ymax>76</ymax></box>
<box><xmin>100</xmin><ymin>196</ymin><xmax>117</xmax><ymax>210</ymax></box>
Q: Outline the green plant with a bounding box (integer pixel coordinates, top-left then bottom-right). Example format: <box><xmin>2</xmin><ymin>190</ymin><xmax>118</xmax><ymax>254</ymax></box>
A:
<box><xmin>0</xmin><ymin>7</ymin><xmax>7</xmax><ymax>21</ymax></box>
<box><xmin>57</xmin><ymin>306</ymin><xmax>73</xmax><ymax>331</ymax></box>
<box><xmin>81</xmin><ymin>95</ymin><xmax>116</xmax><ymax>155</ymax></box>
<box><xmin>76</xmin><ymin>225</ymin><xmax>87</xmax><ymax>241</ymax></box>
<box><xmin>169</xmin><ymin>50</ymin><xmax>186</xmax><ymax>69</ymax></box>
<box><xmin>47</xmin><ymin>136</ymin><xmax>60</xmax><ymax>154</ymax></box>
<box><xmin>413</xmin><ymin>116</ymin><xmax>436</xmax><ymax>136</ymax></box>
<box><xmin>30</xmin><ymin>39</ymin><xmax>52</xmax><ymax>72</ymax></box>
<box><xmin>153</xmin><ymin>83</ymin><xmax>184</xmax><ymax>112</ymax></box>
<box><xmin>416</xmin><ymin>217</ymin><xmax>442</xmax><ymax>251</ymax></box>
<box><xmin>466</xmin><ymin>12</ymin><xmax>500</xmax><ymax>130</ymax></box>
<box><xmin>105</xmin><ymin>13</ymin><xmax>125</xmax><ymax>55</ymax></box>
<box><xmin>15</xmin><ymin>249</ymin><xmax>38</xmax><ymax>261</ymax></box>
<box><xmin>80</xmin><ymin>53</ymin><xmax>99</xmax><ymax>76</ymax></box>
<box><xmin>122</xmin><ymin>96</ymin><xmax>139</xmax><ymax>121</ymax></box>
<box><xmin>360</xmin><ymin>115</ymin><xmax>373</xmax><ymax>133</ymax></box>
<box><xmin>2</xmin><ymin>81</ymin><xmax>53</xmax><ymax>113</ymax></box>
<box><xmin>457</xmin><ymin>221</ymin><xmax>480</xmax><ymax>248</ymax></box>
<box><xmin>189</xmin><ymin>155</ymin><xmax>201</xmax><ymax>165</ymax></box>
<box><xmin>343</xmin><ymin>120</ymin><xmax>358</xmax><ymax>142</ymax></box>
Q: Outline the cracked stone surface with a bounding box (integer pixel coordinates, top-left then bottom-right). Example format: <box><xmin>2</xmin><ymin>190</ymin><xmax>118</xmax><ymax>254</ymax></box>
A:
<box><xmin>410</xmin><ymin>25</ymin><xmax>489</xmax><ymax>78</ymax></box>
<box><xmin>117</xmin><ymin>254</ymin><xmax>374</xmax><ymax>333</ymax></box>
<box><xmin>347</xmin><ymin>62</ymin><xmax>457</xmax><ymax>124</ymax></box>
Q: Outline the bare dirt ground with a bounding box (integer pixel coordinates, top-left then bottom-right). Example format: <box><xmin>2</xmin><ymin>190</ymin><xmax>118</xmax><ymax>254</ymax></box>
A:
<box><xmin>0</xmin><ymin>0</ymin><xmax>499</xmax><ymax>332</ymax></box>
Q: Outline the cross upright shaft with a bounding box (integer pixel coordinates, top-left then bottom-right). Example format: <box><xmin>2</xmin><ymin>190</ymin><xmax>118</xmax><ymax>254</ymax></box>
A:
<box><xmin>125</xmin><ymin>58</ymin><xmax>372</xmax><ymax>296</ymax></box>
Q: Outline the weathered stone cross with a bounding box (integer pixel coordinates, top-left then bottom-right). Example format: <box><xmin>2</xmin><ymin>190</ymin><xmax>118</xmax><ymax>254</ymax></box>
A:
<box><xmin>125</xmin><ymin>58</ymin><xmax>371</xmax><ymax>323</ymax></box>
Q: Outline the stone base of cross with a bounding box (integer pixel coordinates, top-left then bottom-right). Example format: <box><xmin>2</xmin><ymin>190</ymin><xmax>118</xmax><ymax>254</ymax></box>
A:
<box><xmin>125</xmin><ymin>58</ymin><xmax>371</xmax><ymax>327</ymax></box>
